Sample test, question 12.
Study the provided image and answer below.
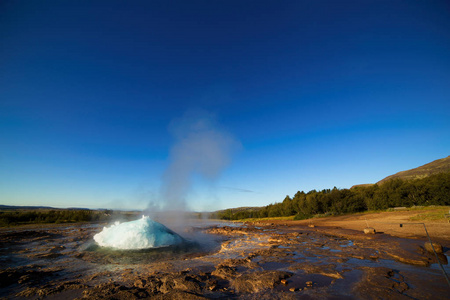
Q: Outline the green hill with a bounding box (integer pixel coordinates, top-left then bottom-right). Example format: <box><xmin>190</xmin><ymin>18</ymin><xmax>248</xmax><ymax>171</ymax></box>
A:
<box><xmin>377</xmin><ymin>155</ymin><xmax>450</xmax><ymax>184</ymax></box>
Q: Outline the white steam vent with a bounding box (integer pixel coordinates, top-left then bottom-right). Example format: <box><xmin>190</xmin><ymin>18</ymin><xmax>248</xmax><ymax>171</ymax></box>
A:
<box><xmin>93</xmin><ymin>216</ymin><xmax>183</xmax><ymax>250</ymax></box>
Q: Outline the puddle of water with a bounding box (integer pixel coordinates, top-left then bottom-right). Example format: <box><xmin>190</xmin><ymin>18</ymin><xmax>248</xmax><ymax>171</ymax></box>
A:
<box><xmin>330</xmin><ymin>249</ymin><xmax>342</xmax><ymax>253</ymax></box>
<box><xmin>278</xmin><ymin>245</ymin><xmax>291</xmax><ymax>249</ymax></box>
<box><xmin>328</xmin><ymin>268</ymin><xmax>363</xmax><ymax>296</ymax></box>
<box><xmin>259</xmin><ymin>261</ymin><xmax>292</xmax><ymax>271</ymax></box>
<box><xmin>216</xmin><ymin>222</ymin><xmax>243</xmax><ymax>228</ymax></box>
<box><xmin>340</xmin><ymin>240</ymin><xmax>354</xmax><ymax>247</ymax></box>
<box><xmin>430</xmin><ymin>253</ymin><xmax>450</xmax><ymax>273</ymax></box>
<box><xmin>342</xmin><ymin>257</ymin><xmax>449</xmax><ymax>277</ymax></box>
<box><xmin>292</xmin><ymin>251</ymin><xmax>306</xmax><ymax>258</ymax></box>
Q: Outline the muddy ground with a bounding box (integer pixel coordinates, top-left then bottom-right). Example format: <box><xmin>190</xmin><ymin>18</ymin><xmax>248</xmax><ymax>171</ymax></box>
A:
<box><xmin>0</xmin><ymin>217</ymin><xmax>449</xmax><ymax>299</ymax></box>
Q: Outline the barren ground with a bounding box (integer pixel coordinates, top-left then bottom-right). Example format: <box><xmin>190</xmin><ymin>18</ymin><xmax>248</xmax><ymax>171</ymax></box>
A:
<box><xmin>278</xmin><ymin>208</ymin><xmax>450</xmax><ymax>243</ymax></box>
<box><xmin>1</xmin><ymin>209</ymin><xmax>449</xmax><ymax>299</ymax></box>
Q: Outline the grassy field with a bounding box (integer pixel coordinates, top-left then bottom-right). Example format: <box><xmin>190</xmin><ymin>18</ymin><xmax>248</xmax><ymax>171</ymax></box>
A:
<box><xmin>408</xmin><ymin>206</ymin><xmax>450</xmax><ymax>222</ymax></box>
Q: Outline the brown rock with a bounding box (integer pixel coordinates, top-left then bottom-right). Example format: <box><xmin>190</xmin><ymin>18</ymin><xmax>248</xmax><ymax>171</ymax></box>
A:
<box><xmin>364</xmin><ymin>228</ymin><xmax>376</xmax><ymax>234</ymax></box>
<box><xmin>159</xmin><ymin>275</ymin><xmax>176</xmax><ymax>294</ymax></box>
<box><xmin>231</xmin><ymin>270</ymin><xmax>292</xmax><ymax>293</ymax></box>
<box><xmin>153</xmin><ymin>290</ymin><xmax>207</xmax><ymax>299</ymax></box>
<box><xmin>424</xmin><ymin>242</ymin><xmax>443</xmax><ymax>254</ymax></box>
<box><xmin>385</xmin><ymin>251</ymin><xmax>429</xmax><ymax>266</ymax></box>
<box><xmin>173</xmin><ymin>275</ymin><xmax>201</xmax><ymax>293</ymax></box>
<box><xmin>82</xmin><ymin>282</ymin><xmax>141</xmax><ymax>299</ymax></box>
<box><xmin>211</xmin><ymin>265</ymin><xmax>237</xmax><ymax>280</ymax></box>
<box><xmin>133</xmin><ymin>279</ymin><xmax>146</xmax><ymax>289</ymax></box>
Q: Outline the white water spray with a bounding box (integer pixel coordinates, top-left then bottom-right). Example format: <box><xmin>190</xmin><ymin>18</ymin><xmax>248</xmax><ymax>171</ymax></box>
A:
<box><xmin>93</xmin><ymin>216</ymin><xmax>183</xmax><ymax>250</ymax></box>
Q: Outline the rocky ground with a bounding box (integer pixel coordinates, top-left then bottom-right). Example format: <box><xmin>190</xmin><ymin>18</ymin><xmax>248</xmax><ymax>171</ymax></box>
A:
<box><xmin>0</xmin><ymin>215</ymin><xmax>449</xmax><ymax>299</ymax></box>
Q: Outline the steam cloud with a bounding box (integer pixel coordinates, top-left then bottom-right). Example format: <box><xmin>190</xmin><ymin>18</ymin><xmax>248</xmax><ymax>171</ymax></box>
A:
<box><xmin>151</xmin><ymin>110</ymin><xmax>239</xmax><ymax>214</ymax></box>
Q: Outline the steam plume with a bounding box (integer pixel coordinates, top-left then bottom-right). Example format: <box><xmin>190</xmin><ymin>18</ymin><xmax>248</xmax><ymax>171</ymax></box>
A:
<box><xmin>149</xmin><ymin>110</ymin><xmax>239</xmax><ymax>217</ymax></box>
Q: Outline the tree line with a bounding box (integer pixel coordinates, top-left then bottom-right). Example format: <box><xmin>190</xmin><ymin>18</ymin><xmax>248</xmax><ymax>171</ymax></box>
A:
<box><xmin>0</xmin><ymin>209</ymin><xmax>113</xmax><ymax>226</ymax></box>
<box><xmin>216</xmin><ymin>172</ymin><xmax>450</xmax><ymax>220</ymax></box>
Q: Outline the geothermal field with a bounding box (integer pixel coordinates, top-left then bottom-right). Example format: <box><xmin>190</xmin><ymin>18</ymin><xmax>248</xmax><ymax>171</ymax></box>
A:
<box><xmin>1</xmin><ymin>211</ymin><xmax>449</xmax><ymax>299</ymax></box>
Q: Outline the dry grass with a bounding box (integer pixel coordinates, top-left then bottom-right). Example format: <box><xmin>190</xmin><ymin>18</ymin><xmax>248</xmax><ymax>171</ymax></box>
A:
<box><xmin>408</xmin><ymin>206</ymin><xmax>450</xmax><ymax>222</ymax></box>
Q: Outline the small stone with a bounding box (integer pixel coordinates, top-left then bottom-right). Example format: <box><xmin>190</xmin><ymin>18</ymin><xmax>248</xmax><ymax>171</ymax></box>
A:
<box><xmin>281</xmin><ymin>279</ymin><xmax>288</xmax><ymax>285</ymax></box>
<box><xmin>289</xmin><ymin>287</ymin><xmax>296</xmax><ymax>292</ymax></box>
<box><xmin>133</xmin><ymin>279</ymin><xmax>145</xmax><ymax>289</ymax></box>
<box><xmin>364</xmin><ymin>227</ymin><xmax>376</xmax><ymax>234</ymax></box>
<box><xmin>306</xmin><ymin>281</ymin><xmax>313</xmax><ymax>286</ymax></box>
<box><xmin>308</xmin><ymin>224</ymin><xmax>315</xmax><ymax>228</ymax></box>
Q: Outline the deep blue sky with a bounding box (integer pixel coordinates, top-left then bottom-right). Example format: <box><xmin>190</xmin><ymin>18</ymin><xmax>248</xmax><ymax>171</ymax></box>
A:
<box><xmin>1</xmin><ymin>1</ymin><xmax>449</xmax><ymax>211</ymax></box>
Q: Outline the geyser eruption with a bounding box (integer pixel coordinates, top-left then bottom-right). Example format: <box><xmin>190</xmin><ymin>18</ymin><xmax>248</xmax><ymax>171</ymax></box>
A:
<box><xmin>94</xmin><ymin>111</ymin><xmax>239</xmax><ymax>251</ymax></box>
<box><xmin>93</xmin><ymin>216</ymin><xmax>183</xmax><ymax>250</ymax></box>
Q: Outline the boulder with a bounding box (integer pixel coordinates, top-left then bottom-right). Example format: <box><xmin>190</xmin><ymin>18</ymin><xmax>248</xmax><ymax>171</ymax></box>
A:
<box><xmin>364</xmin><ymin>228</ymin><xmax>376</xmax><ymax>234</ymax></box>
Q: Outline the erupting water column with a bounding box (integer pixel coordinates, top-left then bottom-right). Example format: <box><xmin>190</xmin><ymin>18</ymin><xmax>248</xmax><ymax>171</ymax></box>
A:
<box><xmin>93</xmin><ymin>216</ymin><xmax>184</xmax><ymax>250</ymax></box>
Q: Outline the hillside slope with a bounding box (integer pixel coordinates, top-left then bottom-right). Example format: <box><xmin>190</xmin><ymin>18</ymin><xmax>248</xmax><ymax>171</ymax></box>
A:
<box><xmin>377</xmin><ymin>155</ymin><xmax>450</xmax><ymax>184</ymax></box>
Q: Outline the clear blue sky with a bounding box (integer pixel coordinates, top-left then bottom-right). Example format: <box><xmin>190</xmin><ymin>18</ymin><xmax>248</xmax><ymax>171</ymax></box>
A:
<box><xmin>1</xmin><ymin>1</ymin><xmax>449</xmax><ymax>211</ymax></box>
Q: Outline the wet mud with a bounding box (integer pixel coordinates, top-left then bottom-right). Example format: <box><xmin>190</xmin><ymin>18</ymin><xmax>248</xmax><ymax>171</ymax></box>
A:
<box><xmin>0</xmin><ymin>221</ymin><xmax>449</xmax><ymax>299</ymax></box>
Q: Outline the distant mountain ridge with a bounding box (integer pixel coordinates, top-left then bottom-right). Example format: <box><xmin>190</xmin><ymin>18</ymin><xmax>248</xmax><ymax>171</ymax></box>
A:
<box><xmin>377</xmin><ymin>155</ymin><xmax>450</xmax><ymax>184</ymax></box>
<box><xmin>0</xmin><ymin>205</ymin><xmax>55</xmax><ymax>210</ymax></box>
<box><xmin>350</xmin><ymin>155</ymin><xmax>450</xmax><ymax>188</ymax></box>
<box><xmin>0</xmin><ymin>205</ymin><xmax>91</xmax><ymax>210</ymax></box>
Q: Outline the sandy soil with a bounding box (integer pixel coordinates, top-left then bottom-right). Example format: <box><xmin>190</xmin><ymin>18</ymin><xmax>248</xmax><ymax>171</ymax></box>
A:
<box><xmin>277</xmin><ymin>208</ymin><xmax>450</xmax><ymax>244</ymax></box>
<box><xmin>1</xmin><ymin>210</ymin><xmax>449</xmax><ymax>299</ymax></box>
